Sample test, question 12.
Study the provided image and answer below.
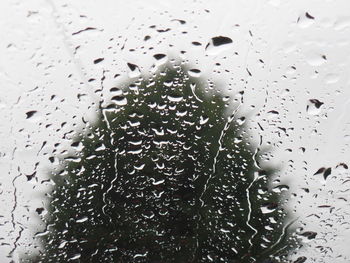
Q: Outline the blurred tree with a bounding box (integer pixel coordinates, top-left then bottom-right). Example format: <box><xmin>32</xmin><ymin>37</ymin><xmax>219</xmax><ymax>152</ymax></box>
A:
<box><xmin>27</xmin><ymin>62</ymin><xmax>298</xmax><ymax>262</ymax></box>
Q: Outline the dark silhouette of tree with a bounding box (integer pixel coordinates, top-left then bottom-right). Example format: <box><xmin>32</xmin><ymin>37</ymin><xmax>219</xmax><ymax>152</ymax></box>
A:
<box><xmin>27</xmin><ymin>62</ymin><xmax>298</xmax><ymax>262</ymax></box>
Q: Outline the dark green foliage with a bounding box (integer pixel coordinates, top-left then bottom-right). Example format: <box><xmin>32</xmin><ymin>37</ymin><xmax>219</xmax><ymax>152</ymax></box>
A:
<box><xmin>29</xmin><ymin>62</ymin><xmax>297</xmax><ymax>262</ymax></box>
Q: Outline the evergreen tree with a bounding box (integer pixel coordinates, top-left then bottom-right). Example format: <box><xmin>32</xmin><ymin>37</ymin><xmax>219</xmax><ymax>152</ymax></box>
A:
<box><xmin>28</xmin><ymin>62</ymin><xmax>297</xmax><ymax>262</ymax></box>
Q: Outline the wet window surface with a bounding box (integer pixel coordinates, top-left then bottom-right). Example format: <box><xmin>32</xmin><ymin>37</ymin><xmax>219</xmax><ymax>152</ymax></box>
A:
<box><xmin>1</xmin><ymin>1</ymin><xmax>350</xmax><ymax>262</ymax></box>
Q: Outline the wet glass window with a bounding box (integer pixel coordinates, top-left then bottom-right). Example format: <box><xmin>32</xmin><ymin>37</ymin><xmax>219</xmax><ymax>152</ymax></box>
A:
<box><xmin>1</xmin><ymin>1</ymin><xmax>350</xmax><ymax>262</ymax></box>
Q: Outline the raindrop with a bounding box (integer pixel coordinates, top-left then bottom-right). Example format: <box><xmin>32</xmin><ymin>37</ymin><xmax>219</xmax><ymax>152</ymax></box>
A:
<box><xmin>237</xmin><ymin>117</ymin><xmax>246</xmax><ymax>125</ymax></box>
<box><xmin>323</xmin><ymin>167</ymin><xmax>332</xmax><ymax>180</ymax></box>
<box><xmin>261</xmin><ymin>203</ymin><xmax>278</xmax><ymax>214</ymax></box>
<box><xmin>211</xmin><ymin>36</ymin><xmax>233</xmax><ymax>46</ymax></box>
<box><xmin>35</xmin><ymin>208</ymin><xmax>45</xmax><ymax>215</ymax></box>
<box><xmin>76</xmin><ymin>216</ymin><xmax>88</xmax><ymax>223</ymax></box>
<box><xmin>26</xmin><ymin>110</ymin><xmax>37</xmax><ymax>119</ymax></box>
<box><xmin>153</xmin><ymin>53</ymin><xmax>168</xmax><ymax>66</ymax></box>
<box><xmin>72</xmin><ymin>27</ymin><xmax>97</xmax><ymax>36</ymax></box>
<box><xmin>306</xmin><ymin>52</ymin><xmax>327</xmax><ymax>66</ymax></box>
<box><xmin>171</xmin><ymin>19</ymin><xmax>186</xmax><ymax>24</ymax></box>
<box><xmin>297</xmin><ymin>12</ymin><xmax>315</xmax><ymax>28</ymax></box>
<box><xmin>199</xmin><ymin>115</ymin><xmax>209</xmax><ymax>125</ymax></box>
<box><xmin>153</xmin><ymin>53</ymin><xmax>167</xmax><ymax>60</ymax></box>
<box><xmin>110</xmin><ymin>87</ymin><xmax>122</xmax><ymax>95</ymax></box>
<box><xmin>192</xmin><ymin>41</ymin><xmax>202</xmax><ymax>46</ymax></box>
<box><xmin>272</xmin><ymin>185</ymin><xmax>290</xmax><ymax>193</ymax></box>
<box><xmin>68</xmin><ymin>254</ymin><xmax>81</xmax><ymax>261</ymax></box>
<box><xmin>111</xmin><ymin>95</ymin><xmax>127</xmax><ymax>106</ymax></box>
<box><xmin>188</xmin><ymin>68</ymin><xmax>201</xmax><ymax>77</ymax></box>
<box><xmin>313</xmin><ymin>167</ymin><xmax>325</xmax><ymax>175</ymax></box>
<box><xmin>305</xmin><ymin>12</ymin><xmax>315</xmax><ymax>20</ymax></box>
<box><xmin>300</xmin><ymin>231</ymin><xmax>317</xmax><ymax>240</ymax></box>
<box><xmin>306</xmin><ymin>99</ymin><xmax>324</xmax><ymax>115</ymax></box>
<box><xmin>127</xmin><ymin>62</ymin><xmax>141</xmax><ymax>78</ymax></box>
<box><xmin>25</xmin><ymin>172</ymin><xmax>36</xmax><ymax>181</ymax></box>
<box><xmin>167</xmin><ymin>94</ymin><xmax>183</xmax><ymax>103</ymax></box>
<box><xmin>294</xmin><ymin>256</ymin><xmax>307</xmax><ymax>263</ymax></box>
<box><xmin>93</xmin><ymin>58</ymin><xmax>104</xmax><ymax>64</ymax></box>
<box><xmin>336</xmin><ymin>163</ymin><xmax>348</xmax><ymax>169</ymax></box>
<box><xmin>205</xmin><ymin>36</ymin><xmax>233</xmax><ymax>55</ymax></box>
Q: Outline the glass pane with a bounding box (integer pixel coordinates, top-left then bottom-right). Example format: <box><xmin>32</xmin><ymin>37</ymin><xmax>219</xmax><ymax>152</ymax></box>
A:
<box><xmin>1</xmin><ymin>0</ymin><xmax>349</xmax><ymax>262</ymax></box>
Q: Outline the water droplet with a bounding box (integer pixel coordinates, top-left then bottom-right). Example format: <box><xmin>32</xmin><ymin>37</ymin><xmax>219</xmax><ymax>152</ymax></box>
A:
<box><xmin>297</xmin><ymin>12</ymin><xmax>315</xmax><ymax>28</ymax></box>
<box><xmin>323</xmin><ymin>167</ymin><xmax>332</xmax><ymax>180</ymax></box>
<box><xmin>68</xmin><ymin>254</ymin><xmax>81</xmax><ymax>261</ymax></box>
<box><xmin>300</xmin><ymin>231</ymin><xmax>317</xmax><ymax>240</ymax></box>
<box><xmin>26</xmin><ymin>110</ymin><xmax>37</xmax><ymax>119</ymax></box>
<box><xmin>153</xmin><ymin>53</ymin><xmax>168</xmax><ymax>66</ymax></box>
<box><xmin>76</xmin><ymin>216</ymin><xmax>88</xmax><ymax>223</ymax></box>
<box><xmin>188</xmin><ymin>68</ymin><xmax>201</xmax><ymax>78</ymax></box>
<box><xmin>192</xmin><ymin>41</ymin><xmax>202</xmax><ymax>46</ymax></box>
<box><xmin>261</xmin><ymin>203</ymin><xmax>278</xmax><ymax>214</ymax></box>
<box><xmin>199</xmin><ymin>115</ymin><xmax>209</xmax><ymax>125</ymax></box>
<box><xmin>111</xmin><ymin>95</ymin><xmax>127</xmax><ymax>106</ymax></box>
<box><xmin>127</xmin><ymin>62</ymin><xmax>141</xmax><ymax>78</ymax></box>
<box><xmin>272</xmin><ymin>185</ymin><xmax>290</xmax><ymax>193</ymax></box>
<box><xmin>110</xmin><ymin>87</ymin><xmax>122</xmax><ymax>95</ymax></box>
<box><xmin>167</xmin><ymin>95</ymin><xmax>183</xmax><ymax>103</ymax></box>
<box><xmin>314</xmin><ymin>167</ymin><xmax>325</xmax><ymax>175</ymax></box>
<box><xmin>237</xmin><ymin>117</ymin><xmax>246</xmax><ymax>125</ymax></box>
<box><xmin>205</xmin><ymin>36</ymin><xmax>233</xmax><ymax>55</ymax></box>
<box><xmin>306</xmin><ymin>99</ymin><xmax>324</xmax><ymax>115</ymax></box>
<box><xmin>306</xmin><ymin>52</ymin><xmax>327</xmax><ymax>66</ymax></box>
<box><xmin>93</xmin><ymin>58</ymin><xmax>104</xmax><ymax>64</ymax></box>
<box><xmin>294</xmin><ymin>256</ymin><xmax>307</xmax><ymax>263</ymax></box>
<box><xmin>153</xmin><ymin>53</ymin><xmax>167</xmax><ymax>60</ymax></box>
<box><xmin>336</xmin><ymin>163</ymin><xmax>348</xmax><ymax>169</ymax></box>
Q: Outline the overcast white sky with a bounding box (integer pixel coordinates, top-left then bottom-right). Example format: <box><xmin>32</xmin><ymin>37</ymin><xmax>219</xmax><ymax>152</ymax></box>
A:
<box><xmin>1</xmin><ymin>0</ymin><xmax>350</xmax><ymax>262</ymax></box>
